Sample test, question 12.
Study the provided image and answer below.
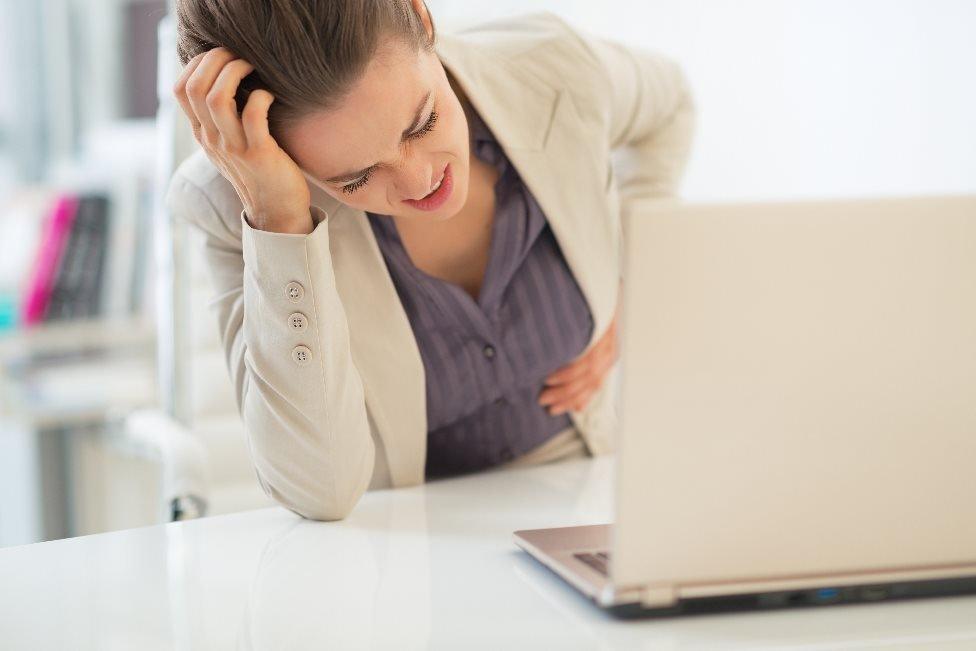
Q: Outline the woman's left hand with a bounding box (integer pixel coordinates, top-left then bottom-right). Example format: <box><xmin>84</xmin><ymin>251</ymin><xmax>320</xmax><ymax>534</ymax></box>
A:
<box><xmin>538</xmin><ymin>299</ymin><xmax>621</xmax><ymax>416</ymax></box>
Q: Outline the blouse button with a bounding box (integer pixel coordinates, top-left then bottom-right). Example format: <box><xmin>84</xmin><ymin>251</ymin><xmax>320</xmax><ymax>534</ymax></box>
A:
<box><xmin>482</xmin><ymin>344</ymin><xmax>496</xmax><ymax>359</ymax></box>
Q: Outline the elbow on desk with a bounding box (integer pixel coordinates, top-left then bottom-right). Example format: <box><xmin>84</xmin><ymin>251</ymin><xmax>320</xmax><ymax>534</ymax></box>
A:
<box><xmin>253</xmin><ymin>453</ymin><xmax>374</xmax><ymax>522</ymax></box>
<box><xmin>287</xmin><ymin>499</ymin><xmax>358</xmax><ymax>523</ymax></box>
<box><xmin>261</xmin><ymin>476</ymin><xmax>364</xmax><ymax>522</ymax></box>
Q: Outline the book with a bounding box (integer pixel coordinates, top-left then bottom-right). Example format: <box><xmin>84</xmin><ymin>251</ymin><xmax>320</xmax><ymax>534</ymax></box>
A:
<box><xmin>21</xmin><ymin>194</ymin><xmax>79</xmax><ymax>325</ymax></box>
<box><xmin>44</xmin><ymin>193</ymin><xmax>111</xmax><ymax>321</ymax></box>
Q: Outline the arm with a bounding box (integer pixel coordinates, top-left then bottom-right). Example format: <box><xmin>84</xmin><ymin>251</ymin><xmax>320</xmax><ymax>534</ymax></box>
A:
<box><xmin>580</xmin><ymin>30</ymin><xmax>697</xmax><ymax>202</ymax></box>
<box><xmin>165</xmin><ymin>174</ymin><xmax>374</xmax><ymax>521</ymax></box>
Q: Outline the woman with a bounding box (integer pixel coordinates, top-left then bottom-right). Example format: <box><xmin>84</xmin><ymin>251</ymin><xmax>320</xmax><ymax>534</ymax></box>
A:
<box><xmin>166</xmin><ymin>0</ymin><xmax>695</xmax><ymax>521</ymax></box>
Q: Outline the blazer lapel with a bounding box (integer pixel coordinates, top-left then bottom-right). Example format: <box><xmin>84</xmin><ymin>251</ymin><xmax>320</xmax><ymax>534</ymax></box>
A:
<box><xmin>498</xmin><ymin>94</ymin><xmax>619</xmax><ymax>351</ymax></box>
<box><xmin>434</xmin><ymin>31</ymin><xmax>619</xmax><ymax>350</ymax></box>
<box><xmin>307</xmin><ymin>29</ymin><xmax>619</xmax><ymax>488</ymax></box>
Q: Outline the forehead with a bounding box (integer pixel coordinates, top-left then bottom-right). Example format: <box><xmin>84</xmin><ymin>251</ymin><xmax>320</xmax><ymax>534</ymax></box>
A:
<box><xmin>284</xmin><ymin>43</ymin><xmax>433</xmax><ymax>181</ymax></box>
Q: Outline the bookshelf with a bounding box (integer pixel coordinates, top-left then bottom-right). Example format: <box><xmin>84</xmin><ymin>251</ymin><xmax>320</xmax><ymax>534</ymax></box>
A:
<box><xmin>0</xmin><ymin>0</ymin><xmax>196</xmax><ymax>546</ymax></box>
<box><xmin>0</xmin><ymin>314</ymin><xmax>158</xmax><ymax>547</ymax></box>
<box><xmin>0</xmin><ymin>315</ymin><xmax>157</xmax><ymax>426</ymax></box>
<box><xmin>0</xmin><ymin>117</ymin><xmax>162</xmax><ymax>547</ymax></box>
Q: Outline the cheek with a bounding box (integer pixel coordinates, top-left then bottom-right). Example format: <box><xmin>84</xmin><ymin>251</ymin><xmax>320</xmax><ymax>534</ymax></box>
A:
<box><xmin>431</xmin><ymin>87</ymin><xmax>467</xmax><ymax>150</ymax></box>
<box><xmin>445</xmin><ymin>108</ymin><xmax>469</xmax><ymax>150</ymax></box>
<box><xmin>338</xmin><ymin>182</ymin><xmax>395</xmax><ymax>210</ymax></box>
<box><xmin>324</xmin><ymin>186</ymin><xmax>373</xmax><ymax>210</ymax></box>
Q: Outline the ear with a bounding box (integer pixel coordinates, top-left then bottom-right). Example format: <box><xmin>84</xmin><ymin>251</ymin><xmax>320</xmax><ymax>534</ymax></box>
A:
<box><xmin>410</xmin><ymin>0</ymin><xmax>434</xmax><ymax>42</ymax></box>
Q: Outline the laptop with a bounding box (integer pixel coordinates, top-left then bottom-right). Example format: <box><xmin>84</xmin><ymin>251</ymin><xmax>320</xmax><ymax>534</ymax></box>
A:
<box><xmin>514</xmin><ymin>195</ymin><xmax>976</xmax><ymax>618</ymax></box>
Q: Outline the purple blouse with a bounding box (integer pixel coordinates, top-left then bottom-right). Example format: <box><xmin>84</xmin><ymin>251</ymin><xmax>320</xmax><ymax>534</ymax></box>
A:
<box><xmin>366</xmin><ymin>105</ymin><xmax>593</xmax><ymax>480</ymax></box>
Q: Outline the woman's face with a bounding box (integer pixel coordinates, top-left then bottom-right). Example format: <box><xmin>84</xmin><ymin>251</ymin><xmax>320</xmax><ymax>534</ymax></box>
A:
<box><xmin>279</xmin><ymin>39</ymin><xmax>471</xmax><ymax>223</ymax></box>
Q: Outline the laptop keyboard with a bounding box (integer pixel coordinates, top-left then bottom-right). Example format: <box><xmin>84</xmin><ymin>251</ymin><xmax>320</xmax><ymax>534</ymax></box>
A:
<box><xmin>573</xmin><ymin>550</ymin><xmax>611</xmax><ymax>576</ymax></box>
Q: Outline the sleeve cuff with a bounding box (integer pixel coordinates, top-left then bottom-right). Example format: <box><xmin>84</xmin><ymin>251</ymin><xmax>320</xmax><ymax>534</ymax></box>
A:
<box><xmin>240</xmin><ymin>204</ymin><xmax>332</xmax><ymax>275</ymax></box>
<box><xmin>240</xmin><ymin>204</ymin><xmax>330</xmax><ymax>236</ymax></box>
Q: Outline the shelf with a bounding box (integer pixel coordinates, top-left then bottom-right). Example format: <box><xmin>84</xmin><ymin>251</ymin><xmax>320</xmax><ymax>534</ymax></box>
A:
<box><xmin>0</xmin><ymin>314</ymin><xmax>158</xmax><ymax>429</ymax></box>
<box><xmin>0</xmin><ymin>314</ymin><xmax>156</xmax><ymax>363</ymax></box>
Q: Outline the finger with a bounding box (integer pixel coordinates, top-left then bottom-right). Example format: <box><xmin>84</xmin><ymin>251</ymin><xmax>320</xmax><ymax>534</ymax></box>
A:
<box><xmin>540</xmin><ymin>375</ymin><xmax>596</xmax><ymax>409</ymax></box>
<box><xmin>185</xmin><ymin>48</ymin><xmax>238</xmax><ymax>147</ymax></box>
<box><xmin>540</xmin><ymin>367</ymin><xmax>596</xmax><ymax>404</ymax></box>
<box><xmin>543</xmin><ymin>350</ymin><xmax>619</xmax><ymax>410</ymax></box>
<box><xmin>172</xmin><ymin>52</ymin><xmax>208</xmax><ymax>134</ymax></box>
<box><xmin>550</xmin><ymin>384</ymin><xmax>597</xmax><ymax>415</ymax></box>
<box><xmin>544</xmin><ymin>355</ymin><xmax>592</xmax><ymax>386</ymax></box>
<box><xmin>207</xmin><ymin>58</ymin><xmax>255</xmax><ymax>153</ymax></box>
<box><xmin>545</xmin><ymin>320</ymin><xmax>618</xmax><ymax>385</ymax></box>
<box><xmin>241</xmin><ymin>89</ymin><xmax>275</xmax><ymax>149</ymax></box>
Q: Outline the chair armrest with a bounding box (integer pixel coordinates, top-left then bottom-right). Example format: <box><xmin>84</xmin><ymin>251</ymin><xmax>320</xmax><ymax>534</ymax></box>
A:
<box><xmin>121</xmin><ymin>408</ymin><xmax>211</xmax><ymax>520</ymax></box>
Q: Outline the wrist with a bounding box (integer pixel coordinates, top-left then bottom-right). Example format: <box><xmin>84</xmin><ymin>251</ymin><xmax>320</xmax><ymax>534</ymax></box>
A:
<box><xmin>246</xmin><ymin>207</ymin><xmax>314</xmax><ymax>235</ymax></box>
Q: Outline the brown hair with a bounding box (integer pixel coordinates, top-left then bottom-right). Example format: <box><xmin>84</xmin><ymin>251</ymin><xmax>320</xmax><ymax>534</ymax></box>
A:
<box><xmin>175</xmin><ymin>0</ymin><xmax>437</xmax><ymax>141</ymax></box>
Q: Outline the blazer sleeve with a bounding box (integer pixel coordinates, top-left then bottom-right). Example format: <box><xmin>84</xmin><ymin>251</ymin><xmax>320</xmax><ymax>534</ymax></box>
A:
<box><xmin>575</xmin><ymin>28</ymin><xmax>697</xmax><ymax>202</ymax></box>
<box><xmin>164</xmin><ymin>174</ymin><xmax>374</xmax><ymax>522</ymax></box>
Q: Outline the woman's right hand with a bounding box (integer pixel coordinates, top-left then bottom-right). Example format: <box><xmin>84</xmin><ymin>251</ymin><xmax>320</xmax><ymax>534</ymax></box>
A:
<box><xmin>173</xmin><ymin>47</ymin><xmax>313</xmax><ymax>234</ymax></box>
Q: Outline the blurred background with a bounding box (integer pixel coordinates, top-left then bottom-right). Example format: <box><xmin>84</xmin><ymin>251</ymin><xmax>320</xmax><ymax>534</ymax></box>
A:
<box><xmin>0</xmin><ymin>0</ymin><xmax>973</xmax><ymax>548</ymax></box>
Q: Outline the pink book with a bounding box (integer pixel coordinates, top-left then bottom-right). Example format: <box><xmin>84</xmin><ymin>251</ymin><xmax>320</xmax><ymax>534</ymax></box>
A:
<box><xmin>21</xmin><ymin>194</ymin><xmax>79</xmax><ymax>325</ymax></box>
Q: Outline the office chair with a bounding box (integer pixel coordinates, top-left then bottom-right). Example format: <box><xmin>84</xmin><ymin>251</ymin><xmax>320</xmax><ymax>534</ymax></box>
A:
<box><xmin>123</xmin><ymin>12</ymin><xmax>274</xmax><ymax>522</ymax></box>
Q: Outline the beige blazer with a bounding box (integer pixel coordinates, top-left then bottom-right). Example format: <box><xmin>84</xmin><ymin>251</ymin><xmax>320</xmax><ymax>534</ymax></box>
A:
<box><xmin>164</xmin><ymin>11</ymin><xmax>695</xmax><ymax>520</ymax></box>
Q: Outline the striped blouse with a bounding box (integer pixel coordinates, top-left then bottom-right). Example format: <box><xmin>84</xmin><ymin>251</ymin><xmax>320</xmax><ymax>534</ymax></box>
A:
<box><xmin>366</xmin><ymin>104</ymin><xmax>593</xmax><ymax>480</ymax></box>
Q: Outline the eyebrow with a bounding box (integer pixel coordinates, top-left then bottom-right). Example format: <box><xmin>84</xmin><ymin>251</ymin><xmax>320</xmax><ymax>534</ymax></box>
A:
<box><xmin>324</xmin><ymin>90</ymin><xmax>433</xmax><ymax>184</ymax></box>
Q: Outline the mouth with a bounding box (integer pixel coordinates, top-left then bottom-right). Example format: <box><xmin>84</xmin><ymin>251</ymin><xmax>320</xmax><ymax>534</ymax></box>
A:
<box><xmin>428</xmin><ymin>172</ymin><xmax>445</xmax><ymax>195</ymax></box>
<box><xmin>402</xmin><ymin>163</ymin><xmax>453</xmax><ymax>212</ymax></box>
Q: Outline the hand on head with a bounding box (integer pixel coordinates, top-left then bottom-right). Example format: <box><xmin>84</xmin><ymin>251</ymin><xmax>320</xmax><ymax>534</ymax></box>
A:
<box><xmin>172</xmin><ymin>47</ymin><xmax>313</xmax><ymax>234</ymax></box>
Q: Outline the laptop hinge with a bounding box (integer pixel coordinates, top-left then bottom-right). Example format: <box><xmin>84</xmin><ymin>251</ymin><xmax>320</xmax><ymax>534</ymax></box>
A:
<box><xmin>640</xmin><ymin>585</ymin><xmax>678</xmax><ymax>608</ymax></box>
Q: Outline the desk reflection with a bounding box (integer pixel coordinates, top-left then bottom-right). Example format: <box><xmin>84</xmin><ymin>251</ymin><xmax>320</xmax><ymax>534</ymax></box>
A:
<box><xmin>234</xmin><ymin>456</ymin><xmax>610</xmax><ymax>650</ymax></box>
<box><xmin>226</xmin><ymin>455</ymin><xmax>976</xmax><ymax>650</ymax></box>
<box><xmin>237</xmin><ymin>492</ymin><xmax>432</xmax><ymax>650</ymax></box>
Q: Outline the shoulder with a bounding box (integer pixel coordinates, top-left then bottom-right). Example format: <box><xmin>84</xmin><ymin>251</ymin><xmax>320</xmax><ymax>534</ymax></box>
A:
<box><xmin>165</xmin><ymin>149</ymin><xmax>246</xmax><ymax>243</ymax></box>
<box><xmin>448</xmin><ymin>11</ymin><xmax>611</xmax><ymax>122</ymax></box>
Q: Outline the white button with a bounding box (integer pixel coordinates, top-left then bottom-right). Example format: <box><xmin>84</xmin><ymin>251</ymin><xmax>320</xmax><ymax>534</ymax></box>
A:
<box><xmin>292</xmin><ymin>345</ymin><xmax>312</xmax><ymax>366</ymax></box>
<box><xmin>285</xmin><ymin>281</ymin><xmax>304</xmax><ymax>302</ymax></box>
<box><xmin>288</xmin><ymin>312</ymin><xmax>308</xmax><ymax>331</ymax></box>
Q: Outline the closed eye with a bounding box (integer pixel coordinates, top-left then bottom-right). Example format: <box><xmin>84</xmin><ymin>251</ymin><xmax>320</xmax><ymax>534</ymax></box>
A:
<box><xmin>340</xmin><ymin>109</ymin><xmax>440</xmax><ymax>195</ymax></box>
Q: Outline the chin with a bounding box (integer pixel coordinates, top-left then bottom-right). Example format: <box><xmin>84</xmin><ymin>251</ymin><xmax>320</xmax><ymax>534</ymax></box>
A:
<box><xmin>440</xmin><ymin>182</ymin><xmax>469</xmax><ymax>221</ymax></box>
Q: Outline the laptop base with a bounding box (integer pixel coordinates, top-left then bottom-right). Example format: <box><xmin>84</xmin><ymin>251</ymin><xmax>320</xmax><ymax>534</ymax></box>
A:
<box><xmin>606</xmin><ymin>575</ymin><xmax>976</xmax><ymax>619</ymax></box>
<box><xmin>513</xmin><ymin>524</ymin><xmax>976</xmax><ymax>619</ymax></box>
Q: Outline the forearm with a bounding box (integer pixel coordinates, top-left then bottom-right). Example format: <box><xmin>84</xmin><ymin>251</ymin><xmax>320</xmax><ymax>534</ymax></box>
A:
<box><xmin>166</xmin><ymin>173</ymin><xmax>375</xmax><ymax>521</ymax></box>
<box><xmin>238</xmin><ymin>206</ymin><xmax>375</xmax><ymax>521</ymax></box>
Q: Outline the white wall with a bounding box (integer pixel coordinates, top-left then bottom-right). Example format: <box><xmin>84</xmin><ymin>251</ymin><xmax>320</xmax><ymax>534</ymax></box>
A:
<box><xmin>429</xmin><ymin>0</ymin><xmax>976</xmax><ymax>201</ymax></box>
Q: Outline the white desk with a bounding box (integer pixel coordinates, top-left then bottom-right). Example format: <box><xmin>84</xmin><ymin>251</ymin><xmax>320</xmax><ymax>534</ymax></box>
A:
<box><xmin>2</xmin><ymin>455</ymin><xmax>975</xmax><ymax>650</ymax></box>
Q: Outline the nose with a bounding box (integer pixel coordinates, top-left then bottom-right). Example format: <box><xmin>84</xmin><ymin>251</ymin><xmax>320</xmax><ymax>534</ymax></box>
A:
<box><xmin>397</xmin><ymin>164</ymin><xmax>436</xmax><ymax>201</ymax></box>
